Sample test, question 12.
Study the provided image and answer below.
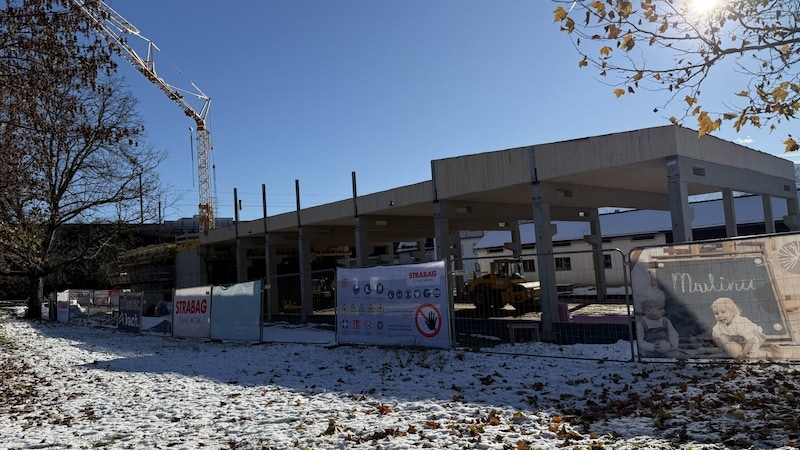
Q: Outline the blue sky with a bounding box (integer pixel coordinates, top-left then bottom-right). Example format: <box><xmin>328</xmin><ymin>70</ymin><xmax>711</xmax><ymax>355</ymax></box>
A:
<box><xmin>105</xmin><ymin>0</ymin><xmax>800</xmax><ymax>222</ymax></box>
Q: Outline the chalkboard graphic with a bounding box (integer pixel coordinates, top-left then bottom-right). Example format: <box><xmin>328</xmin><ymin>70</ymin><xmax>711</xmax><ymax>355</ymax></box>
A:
<box><xmin>653</xmin><ymin>254</ymin><xmax>788</xmax><ymax>341</ymax></box>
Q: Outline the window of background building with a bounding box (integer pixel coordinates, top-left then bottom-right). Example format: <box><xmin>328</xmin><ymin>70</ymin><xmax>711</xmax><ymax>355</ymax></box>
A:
<box><xmin>603</xmin><ymin>254</ymin><xmax>613</xmax><ymax>269</ymax></box>
<box><xmin>555</xmin><ymin>257</ymin><xmax>571</xmax><ymax>271</ymax></box>
<box><xmin>523</xmin><ymin>259</ymin><xmax>535</xmax><ymax>272</ymax></box>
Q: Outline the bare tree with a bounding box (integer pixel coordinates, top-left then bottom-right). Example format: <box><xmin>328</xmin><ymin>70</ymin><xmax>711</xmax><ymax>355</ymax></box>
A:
<box><xmin>0</xmin><ymin>0</ymin><xmax>166</xmax><ymax>317</ymax></box>
<box><xmin>553</xmin><ymin>1</ymin><xmax>800</xmax><ymax>147</ymax></box>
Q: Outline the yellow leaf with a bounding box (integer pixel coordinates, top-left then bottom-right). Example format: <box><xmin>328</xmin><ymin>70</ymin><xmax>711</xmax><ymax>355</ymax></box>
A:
<box><xmin>600</xmin><ymin>46</ymin><xmax>612</xmax><ymax>57</ymax></box>
<box><xmin>773</xmin><ymin>82</ymin><xmax>789</xmax><ymax>103</ymax></box>
<box><xmin>632</xmin><ymin>71</ymin><xmax>643</xmax><ymax>82</ymax></box>
<box><xmin>553</xmin><ymin>6</ymin><xmax>568</xmax><ymax>22</ymax></box>
<box><xmin>621</xmin><ymin>34</ymin><xmax>635</xmax><ymax>51</ymax></box>
<box><xmin>669</xmin><ymin>116</ymin><xmax>678</xmax><ymax>124</ymax></box>
<box><xmin>617</xmin><ymin>1</ymin><xmax>633</xmax><ymax>18</ymax></box>
<box><xmin>784</xmin><ymin>136</ymin><xmax>799</xmax><ymax>152</ymax></box>
<box><xmin>613</xmin><ymin>88</ymin><xmax>626</xmax><ymax>98</ymax></box>
<box><xmin>736</xmin><ymin>90</ymin><xmax>749</xmax><ymax>97</ymax></box>
<box><xmin>684</xmin><ymin>96</ymin><xmax>697</xmax><ymax>106</ymax></box>
<box><xmin>697</xmin><ymin>111</ymin><xmax>721</xmax><ymax>135</ymax></box>
<box><xmin>579</xmin><ymin>55</ymin><xmax>588</xmax><ymax>68</ymax></box>
<box><xmin>590</xmin><ymin>1</ymin><xmax>606</xmax><ymax>18</ymax></box>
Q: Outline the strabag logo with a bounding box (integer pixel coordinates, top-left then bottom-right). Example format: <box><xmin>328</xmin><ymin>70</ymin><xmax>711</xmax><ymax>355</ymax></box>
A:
<box><xmin>175</xmin><ymin>299</ymin><xmax>208</xmax><ymax>314</ymax></box>
<box><xmin>407</xmin><ymin>269</ymin><xmax>438</xmax><ymax>286</ymax></box>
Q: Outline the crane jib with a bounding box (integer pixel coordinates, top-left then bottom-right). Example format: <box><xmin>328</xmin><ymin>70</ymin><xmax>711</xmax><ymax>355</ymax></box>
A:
<box><xmin>71</xmin><ymin>0</ymin><xmax>217</xmax><ymax>231</ymax></box>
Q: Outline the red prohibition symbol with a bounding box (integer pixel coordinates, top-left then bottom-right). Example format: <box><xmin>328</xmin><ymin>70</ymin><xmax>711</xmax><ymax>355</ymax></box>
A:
<box><xmin>415</xmin><ymin>303</ymin><xmax>442</xmax><ymax>338</ymax></box>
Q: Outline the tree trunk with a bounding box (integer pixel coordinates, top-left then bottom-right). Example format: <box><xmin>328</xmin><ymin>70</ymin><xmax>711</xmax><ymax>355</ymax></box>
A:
<box><xmin>24</xmin><ymin>276</ymin><xmax>44</xmax><ymax>320</ymax></box>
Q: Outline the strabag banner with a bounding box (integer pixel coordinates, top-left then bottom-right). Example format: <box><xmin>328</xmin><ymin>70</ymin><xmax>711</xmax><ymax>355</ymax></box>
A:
<box><xmin>173</xmin><ymin>285</ymin><xmax>212</xmax><ymax>339</ymax></box>
<box><xmin>336</xmin><ymin>261</ymin><xmax>451</xmax><ymax>348</ymax></box>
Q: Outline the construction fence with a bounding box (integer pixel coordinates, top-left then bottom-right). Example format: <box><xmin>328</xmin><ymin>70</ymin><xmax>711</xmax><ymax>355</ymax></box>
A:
<box><xmin>42</xmin><ymin>232</ymin><xmax>800</xmax><ymax>363</ymax></box>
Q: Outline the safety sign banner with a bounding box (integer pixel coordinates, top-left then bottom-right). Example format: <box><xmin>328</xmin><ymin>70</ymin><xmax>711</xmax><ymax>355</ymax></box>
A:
<box><xmin>336</xmin><ymin>261</ymin><xmax>451</xmax><ymax>348</ymax></box>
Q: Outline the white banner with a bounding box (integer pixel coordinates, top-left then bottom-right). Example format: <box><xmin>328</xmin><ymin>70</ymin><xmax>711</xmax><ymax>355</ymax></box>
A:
<box><xmin>173</xmin><ymin>286</ymin><xmax>212</xmax><ymax>339</ymax></box>
<box><xmin>56</xmin><ymin>291</ymin><xmax>70</xmax><ymax>323</ymax></box>
<box><xmin>337</xmin><ymin>261</ymin><xmax>451</xmax><ymax>348</ymax></box>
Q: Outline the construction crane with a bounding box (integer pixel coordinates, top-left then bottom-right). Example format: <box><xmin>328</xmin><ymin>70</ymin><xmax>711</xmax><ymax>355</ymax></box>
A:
<box><xmin>71</xmin><ymin>0</ymin><xmax>217</xmax><ymax>231</ymax></box>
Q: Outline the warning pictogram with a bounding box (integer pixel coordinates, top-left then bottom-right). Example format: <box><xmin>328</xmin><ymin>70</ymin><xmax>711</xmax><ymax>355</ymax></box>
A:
<box><xmin>414</xmin><ymin>303</ymin><xmax>442</xmax><ymax>338</ymax></box>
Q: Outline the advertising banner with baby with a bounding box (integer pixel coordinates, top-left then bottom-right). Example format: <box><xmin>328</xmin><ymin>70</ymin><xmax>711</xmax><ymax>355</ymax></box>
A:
<box><xmin>631</xmin><ymin>233</ymin><xmax>800</xmax><ymax>360</ymax></box>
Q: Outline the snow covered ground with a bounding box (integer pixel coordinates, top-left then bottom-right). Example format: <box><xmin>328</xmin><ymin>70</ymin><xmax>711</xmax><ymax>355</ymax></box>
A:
<box><xmin>1</xmin><ymin>307</ymin><xmax>799</xmax><ymax>450</ymax></box>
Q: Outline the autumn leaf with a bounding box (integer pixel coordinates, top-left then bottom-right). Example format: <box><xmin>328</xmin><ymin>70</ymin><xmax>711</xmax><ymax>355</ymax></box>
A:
<box><xmin>600</xmin><ymin>46</ymin><xmax>612</xmax><ymax>57</ymax></box>
<box><xmin>621</xmin><ymin>34</ymin><xmax>635</xmax><ymax>51</ymax></box>
<box><xmin>564</xmin><ymin>17</ymin><xmax>575</xmax><ymax>33</ymax></box>
<box><xmin>773</xmin><ymin>82</ymin><xmax>790</xmax><ymax>103</ymax></box>
<box><xmin>590</xmin><ymin>1</ymin><xmax>606</xmax><ymax>18</ymax></box>
<box><xmin>613</xmin><ymin>88</ymin><xmax>625</xmax><ymax>98</ymax></box>
<box><xmin>617</xmin><ymin>1</ymin><xmax>633</xmax><ymax>18</ymax></box>
<box><xmin>697</xmin><ymin>111</ymin><xmax>722</xmax><ymax>135</ymax></box>
<box><xmin>607</xmin><ymin>24</ymin><xmax>621</xmax><ymax>40</ymax></box>
<box><xmin>784</xmin><ymin>136</ymin><xmax>799</xmax><ymax>152</ymax></box>
<box><xmin>553</xmin><ymin>6</ymin><xmax>568</xmax><ymax>22</ymax></box>
<box><xmin>685</xmin><ymin>95</ymin><xmax>697</xmax><ymax>106</ymax></box>
<box><xmin>579</xmin><ymin>55</ymin><xmax>588</xmax><ymax>68</ymax></box>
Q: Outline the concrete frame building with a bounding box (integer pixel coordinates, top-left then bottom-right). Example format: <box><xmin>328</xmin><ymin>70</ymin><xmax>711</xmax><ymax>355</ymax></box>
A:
<box><xmin>193</xmin><ymin>126</ymin><xmax>800</xmax><ymax>341</ymax></box>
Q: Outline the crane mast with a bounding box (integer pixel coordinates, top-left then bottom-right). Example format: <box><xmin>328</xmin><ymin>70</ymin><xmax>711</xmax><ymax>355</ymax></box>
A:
<box><xmin>71</xmin><ymin>0</ymin><xmax>216</xmax><ymax>231</ymax></box>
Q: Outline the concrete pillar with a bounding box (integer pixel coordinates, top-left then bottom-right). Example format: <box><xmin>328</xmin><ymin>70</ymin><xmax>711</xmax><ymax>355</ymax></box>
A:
<box><xmin>507</xmin><ymin>221</ymin><xmax>522</xmax><ymax>258</ymax></box>
<box><xmin>235</xmin><ymin>238</ymin><xmax>247</xmax><ymax>283</ymax></box>
<box><xmin>762</xmin><ymin>195</ymin><xmax>776</xmax><ymax>234</ymax></box>
<box><xmin>666</xmin><ymin>156</ymin><xmax>694</xmax><ymax>243</ymax></box>
<box><xmin>532</xmin><ymin>182</ymin><xmax>558</xmax><ymax>342</ymax></box>
<box><xmin>722</xmin><ymin>188</ymin><xmax>738</xmax><ymax>237</ymax></box>
<box><xmin>784</xmin><ymin>194</ymin><xmax>800</xmax><ymax>232</ymax></box>
<box><xmin>264</xmin><ymin>236</ymin><xmax>279</xmax><ymax>321</ymax></box>
<box><xmin>236</xmin><ymin>238</ymin><xmax>258</xmax><ymax>283</ymax></box>
<box><xmin>354</xmin><ymin>217</ymin><xmax>370</xmax><ymax>268</ymax></box>
<box><xmin>298</xmin><ymin>228</ymin><xmax>313</xmax><ymax>320</ymax></box>
<box><xmin>585</xmin><ymin>209</ymin><xmax>607</xmax><ymax>303</ymax></box>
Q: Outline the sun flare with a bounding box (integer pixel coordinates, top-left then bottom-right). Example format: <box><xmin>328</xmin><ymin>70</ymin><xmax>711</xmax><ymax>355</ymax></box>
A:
<box><xmin>687</xmin><ymin>0</ymin><xmax>722</xmax><ymax>15</ymax></box>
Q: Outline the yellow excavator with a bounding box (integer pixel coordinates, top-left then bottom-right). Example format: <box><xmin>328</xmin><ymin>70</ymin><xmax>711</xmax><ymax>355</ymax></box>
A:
<box><xmin>465</xmin><ymin>259</ymin><xmax>541</xmax><ymax>317</ymax></box>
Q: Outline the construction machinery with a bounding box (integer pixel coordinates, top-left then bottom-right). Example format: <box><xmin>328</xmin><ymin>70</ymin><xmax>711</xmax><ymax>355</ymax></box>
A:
<box><xmin>464</xmin><ymin>259</ymin><xmax>541</xmax><ymax>317</ymax></box>
<box><xmin>71</xmin><ymin>0</ymin><xmax>217</xmax><ymax>231</ymax></box>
